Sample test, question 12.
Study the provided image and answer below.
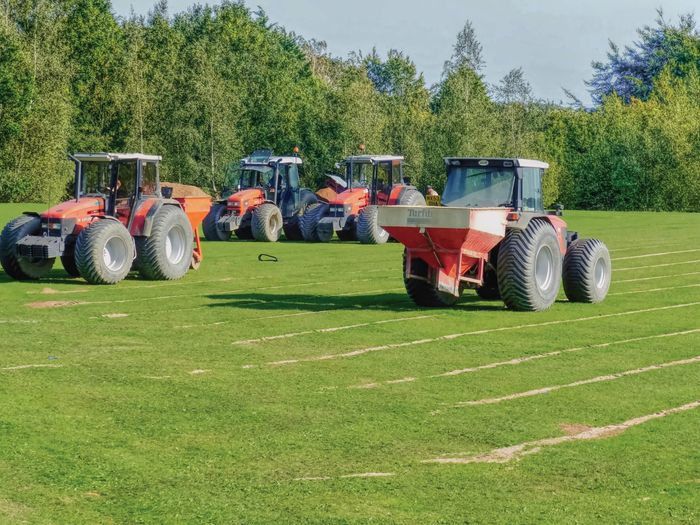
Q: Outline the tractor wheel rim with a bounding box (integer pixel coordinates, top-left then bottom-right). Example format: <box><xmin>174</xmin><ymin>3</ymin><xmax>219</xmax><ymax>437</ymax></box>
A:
<box><xmin>269</xmin><ymin>213</ymin><xmax>281</xmax><ymax>233</ymax></box>
<box><xmin>535</xmin><ymin>244</ymin><xmax>554</xmax><ymax>292</ymax></box>
<box><xmin>594</xmin><ymin>257</ymin><xmax>607</xmax><ymax>289</ymax></box>
<box><xmin>103</xmin><ymin>236</ymin><xmax>128</xmax><ymax>272</ymax></box>
<box><xmin>165</xmin><ymin>225</ymin><xmax>187</xmax><ymax>265</ymax></box>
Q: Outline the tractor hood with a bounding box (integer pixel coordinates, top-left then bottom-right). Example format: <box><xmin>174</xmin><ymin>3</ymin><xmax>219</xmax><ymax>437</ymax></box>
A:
<box><xmin>41</xmin><ymin>197</ymin><xmax>106</xmax><ymax>221</ymax></box>
<box><xmin>329</xmin><ymin>187</ymin><xmax>368</xmax><ymax>206</ymax></box>
<box><xmin>226</xmin><ymin>187</ymin><xmax>265</xmax><ymax>215</ymax></box>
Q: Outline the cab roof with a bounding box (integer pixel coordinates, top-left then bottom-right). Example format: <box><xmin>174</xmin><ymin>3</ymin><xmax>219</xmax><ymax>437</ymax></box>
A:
<box><xmin>344</xmin><ymin>155</ymin><xmax>404</xmax><ymax>164</ymax></box>
<box><xmin>241</xmin><ymin>156</ymin><xmax>302</xmax><ymax>166</ymax></box>
<box><xmin>444</xmin><ymin>157</ymin><xmax>549</xmax><ymax>169</ymax></box>
<box><xmin>72</xmin><ymin>152</ymin><xmax>162</xmax><ymax>163</ymax></box>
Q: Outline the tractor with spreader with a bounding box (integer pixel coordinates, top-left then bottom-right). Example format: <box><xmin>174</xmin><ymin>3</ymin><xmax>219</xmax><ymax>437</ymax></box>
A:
<box><xmin>300</xmin><ymin>154</ymin><xmax>425</xmax><ymax>243</ymax></box>
<box><xmin>202</xmin><ymin>150</ymin><xmax>318</xmax><ymax>242</ymax></box>
<box><xmin>378</xmin><ymin>158</ymin><xmax>611</xmax><ymax>311</ymax></box>
<box><xmin>0</xmin><ymin>153</ymin><xmax>211</xmax><ymax>285</ymax></box>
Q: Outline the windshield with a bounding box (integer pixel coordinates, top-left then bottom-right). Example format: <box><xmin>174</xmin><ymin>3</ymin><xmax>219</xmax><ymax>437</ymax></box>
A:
<box><xmin>346</xmin><ymin>162</ymin><xmax>371</xmax><ymax>188</ymax></box>
<box><xmin>442</xmin><ymin>167</ymin><xmax>516</xmax><ymax>208</ymax></box>
<box><xmin>80</xmin><ymin>161</ymin><xmax>111</xmax><ymax>196</ymax></box>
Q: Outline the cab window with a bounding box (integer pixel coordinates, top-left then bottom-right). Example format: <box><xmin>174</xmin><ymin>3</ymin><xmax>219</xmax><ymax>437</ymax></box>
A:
<box><xmin>520</xmin><ymin>168</ymin><xmax>543</xmax><ymax>211</ymax></box>
<box><xmin>141</xmin><ymin>162</ymin><xmax>158</xmax><ymax>196</ymax></box>
<box><xmin>115</xmin><ymin>161</ymin><xmax>136</xmax><ymax>204</ymax></box>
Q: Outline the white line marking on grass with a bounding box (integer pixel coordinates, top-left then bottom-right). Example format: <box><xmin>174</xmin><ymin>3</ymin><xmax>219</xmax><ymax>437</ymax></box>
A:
<box><xmin>610</xmin><ymin>242</ymin><xmax>685</xmax><ymax>254</ymax></box>
<box><xmin>613</xmin><ymin>249</ymin><xmax>700</xmax><ymax>261</ymax></box>
<box><xmin>0</xmin><ymin>319</ymin><xmax>39</xmax><ymax>324</ymax></box>
<box><xmin>346</xmin><ymin>329</ymin><xmax>700</xmax><ymax>389</ymax></box>
<box><xmin>609</xmin><ymin>283</ymin><xmax>700</xmax><ymax>296</ymax></box>
<box><xmin>423</xmin><ymin>400</ymin><xmax>700</xmax><ymax>464</ymax></box>
<box><xmin>232</xmin><ymin>315</ymin><xmax>433</xmax><ymax>345</ymax></box>
<box><xmin>448</xmin><ymin>356</ymin><xmax>700</xmax><ymax>408</ymax></box>
<box><xmin>614</xmin><ymin>259</ymin><xmax>700</xmax><ymax>272</ymax></box>
<box><xmin>615</xmin><ymin>271</ymin><xmax>700</xmax><ymax>283</ymax></box>
<box><xmin>294</xmin><ymin>472</ymin><xmax>395</xmax><ymax>481</ymax></box>
<box><xmin>259</xmin><ymin>302</ymin><xmax>700</xmax><ymax>368</ymax></box>
<box><xmin>1</xmin><ymin>364</ymin><xmax>62</xmax><ymax>371</ymax></box>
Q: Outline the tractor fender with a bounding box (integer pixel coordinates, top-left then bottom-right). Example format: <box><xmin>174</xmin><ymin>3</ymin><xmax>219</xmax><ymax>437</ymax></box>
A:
<box><xmin>508</xmin><ymin>212</ymin><xmax>568</xmax><ymax>255</ymax></box>
<box><xmin>136</xmin><ymin>199</ymin><xmax>183</xmax><ymax>237</ymax></box>
<box><xmin>22</xmin><ymin>211</ymin><xmax>41</xmax><ymax>217</ymax></box>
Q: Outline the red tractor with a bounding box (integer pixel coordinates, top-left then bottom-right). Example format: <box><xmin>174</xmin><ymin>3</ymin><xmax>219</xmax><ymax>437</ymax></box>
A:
<box><xmin>378</xmin><ymin>158</ymin><xmax>611</xmax><ymax>311</ymax></box>
<box><xmin>202</xmin><ymin>150</ymin><xmax>318</xmax><ymax>242</ymax></box>
<box><xmin>0</xmin><ymin>153</ymin><xmax>210</xmax><ymax>285</ymax></box>
<box><xmin>300</xmin><ymin>154</ymin><xmax>425</xmax><ymax>243</ymax></box>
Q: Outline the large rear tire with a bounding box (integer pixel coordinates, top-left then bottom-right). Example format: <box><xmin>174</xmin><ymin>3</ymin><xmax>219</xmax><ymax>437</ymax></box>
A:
<box><xmin>399</xmin><ymin>189</ymin><xmax>426</xmax><ymax>206</ymax></box>
<box><xmin>202</xmin><ymin>203</ymin><xmax>231</xmax><ymax>241</ymax></box>
<box><xmin>403</xmin><ymin>249</ymin><xmax>459</xmax><ymax>307</ymax></box>
<box><xmin>497</xmin><ymin>219</ymin><xmax>562</xmax><ymax>311</ymax></box>
<box><xmin>284</xmin><ymin>190</ymin><xmax>318</xmax><ymax>241</ymax></box>
<box><xmin>357</xmin><ymin>205</ymin><xmax>389</xmax><ymax>244</ymax></box>
<box><xmin>0</xmin><ymin>215</ymin><xmax>55</xmax><ymax>280</ymax></box>
<box><xmin>75</xmin><ymin>220</ymin><xmax>134</xmax><ymax>285</ymax></box>
<box><xmin>137</xmin><ymin>206</ymin><xmax>193</xmax><ymax>281</ymax></box>
<box><xmin>252</xmin><ymin>203</ymin><xmax>283</xmax><ymax>242</ymax></box>
<box><xmin>563</xmin><ymin>239</ymin><xmax>611</xmax><ymax>303</ymax></box>
<box><xmin>300</xmin><ymin>203</ymin><xmax>327</xmax><ymax>242</ymax></box>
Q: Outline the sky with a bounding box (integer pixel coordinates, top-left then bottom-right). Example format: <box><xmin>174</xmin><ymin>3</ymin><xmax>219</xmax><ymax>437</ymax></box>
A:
<box><xmin>111</xmin><ymin>0</ymin><xmax>698</xmax><ymax>103</ymax></box>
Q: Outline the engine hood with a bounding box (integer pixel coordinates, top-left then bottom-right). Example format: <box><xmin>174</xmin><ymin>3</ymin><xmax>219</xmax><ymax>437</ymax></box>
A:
<box><xmin>42</xmin><ymin>197</ymin><xmax>106</xmax><ymax>220</ymax></box>
<box><xmin>330</xmin><ymin>187</ymin><xmax>368</xmax><ymax>206</ymax></box>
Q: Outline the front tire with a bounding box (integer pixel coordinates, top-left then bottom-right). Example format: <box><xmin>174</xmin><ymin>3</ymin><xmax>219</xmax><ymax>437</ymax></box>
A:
<box><xmin>75</xmin><ymin>220</ymin><xmax>134</xmax><ymax>285</ymax></box>
<box><xmin>137</xmin><ymin>206</ymin><xmax>193</xmax><ymax>281</ymax></box>
<box><xmin>202</xmin><ymin>203</ymin><xmax>231</xmax><ymax>241</ymax></box>
<box><xmin>497</xmin><ymin>219</ymin><xmax>562</xmax><ymax>311</ymax></box>
<box><xmin>252</xmin><ymin>203</ymin><xmax>283</xmax><ymax>242</ymax></box>
<box><xmin>563</xmin><ymin>239</ymin><xmax>611</xmax><ymax>303</ymax></box>
<box><xmin>357</xmin><ymin>205</ymin><xmax>389</xmax><ymax>244</ymax></box>
<box><xmin>0</xmin><ymin>215</ymin><xmax>55</xmax><ymax>280</ymax></box>
<box><xmin>60</xmin><ymin>237</ymin><xmax>81</xmax><ymax>277</ymax></box>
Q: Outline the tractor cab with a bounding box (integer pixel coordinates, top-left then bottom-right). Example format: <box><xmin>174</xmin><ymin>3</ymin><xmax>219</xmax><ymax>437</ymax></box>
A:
<box><xmin>442</xmin><ymin>158</ymin><xmax>547</xmax><ymax>212</ymax></box>
<box><xmin>341</xmin><ymin>155</ymin><xmax>406</xmax><ymax>205</ymax></box>
<box><xmin>71</xmin><ymin>152</ymin><xmax>162</xmax><ymax>221</ymax></box>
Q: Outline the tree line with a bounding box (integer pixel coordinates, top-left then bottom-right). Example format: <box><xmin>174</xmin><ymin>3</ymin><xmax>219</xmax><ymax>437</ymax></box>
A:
<box><xmin>0</xmin><ymin>1</ymin><xmax>698</xmax><ymax>211</ymax></box>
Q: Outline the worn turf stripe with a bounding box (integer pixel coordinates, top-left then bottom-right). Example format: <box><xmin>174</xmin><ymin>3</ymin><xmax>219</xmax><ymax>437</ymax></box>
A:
<box><xmin>423</xmin><ymin>400</ymin><xmax>700</xmax><ymax>464</ymax></box>
<box><xmin>248</xmin><ymin>302</ymin><xmax>700</xmax><ymax>368</ymax></box>
<box><xmin>448</xmin><ymin>356</ymin><xmax>700</xmax><ymax>408</ymax></box>
<box><xmin>610</xmin><ymin>242</ymin><xmax>685</xmax><ymax>254</ymax></box>
<box><xmin>1</xmin><ymin>364</ymin><xmax>62</xmax><ymax>371</ymax></box>
<box><xmin>295</xmin><ymin>472</ymin><xmax>395</xmax><ymax>481</ymax></box>
<box><xmin>613</xmin><ymin>248</ymin><xmax>700</xmax><ymax>261</ymax></box>
<box><xmin>614</xmin><ymin>259</ymin><xmax>700</xmax><ymax>272</ymax></box>
<box><xmin>345</xmin><ymin>329</ymin><xmax>700</xmax><ymax>389</ymax></box>
<box><xmin>614</xmin><ymin>271</ymin><xmax>700</xmax><ymax>283</ymax></box>
<box><xmin>609</xmin><ymin>283</ymin><xmax>700</xmax><ymax>295</ymax></box>
<box><xmin>231</xmin><ymin>315</ymin><xmax>434</xmax><ymax>345</ymax></box>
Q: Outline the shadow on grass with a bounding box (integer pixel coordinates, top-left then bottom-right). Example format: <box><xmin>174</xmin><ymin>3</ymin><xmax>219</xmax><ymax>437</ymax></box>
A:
<box><xmin>205</xmin><ymin>291</ymin><xmax>505</xmax><ymax>312</ymax></box>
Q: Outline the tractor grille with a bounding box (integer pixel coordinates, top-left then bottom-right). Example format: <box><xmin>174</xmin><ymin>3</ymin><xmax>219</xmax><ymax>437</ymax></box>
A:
<box><xmin>18</xmin><ymin>244</ymin><xmax>49</xmax><ymax>259</ymax></box>
<box><xmin>328</xmin><ymin>205</ymin><xmax>346</xmax><ymax>217</ymax></box>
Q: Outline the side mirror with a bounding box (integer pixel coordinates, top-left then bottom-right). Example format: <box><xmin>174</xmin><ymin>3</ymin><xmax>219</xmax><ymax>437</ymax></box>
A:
<box><xmin>555</xmin><ymin>203</ymin><xmax>564</xmax><ymax>216</ymax></box>
<box><xmin>162</xmin><ymin>187</ymin><xmax>173</xmax><ymax>198</ymax></box>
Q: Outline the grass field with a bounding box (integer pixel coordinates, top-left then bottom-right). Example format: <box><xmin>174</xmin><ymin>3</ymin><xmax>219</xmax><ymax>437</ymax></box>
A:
<box><xmin>1</xmin><ymin>203</ymin><xmax>699</xmax><ymax>524</ymax></box>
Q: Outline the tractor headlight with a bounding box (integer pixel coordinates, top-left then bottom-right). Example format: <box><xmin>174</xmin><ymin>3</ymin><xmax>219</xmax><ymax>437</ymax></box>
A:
<box><xmin>344</xmin><ymin>205</ymin><xmax>352</xmax><ymax>213</ymax></box>
<box><xmin>42</xmin><ymin>221</ymin><xmax>62</xmax><ymax>230</ymax></box>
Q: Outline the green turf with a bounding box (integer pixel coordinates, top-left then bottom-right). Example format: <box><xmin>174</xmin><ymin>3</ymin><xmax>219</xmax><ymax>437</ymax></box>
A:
<box><xmin>0</xmin><ymin>203</ymin><xmax>699</xmax><ymax>524</ymax></box>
